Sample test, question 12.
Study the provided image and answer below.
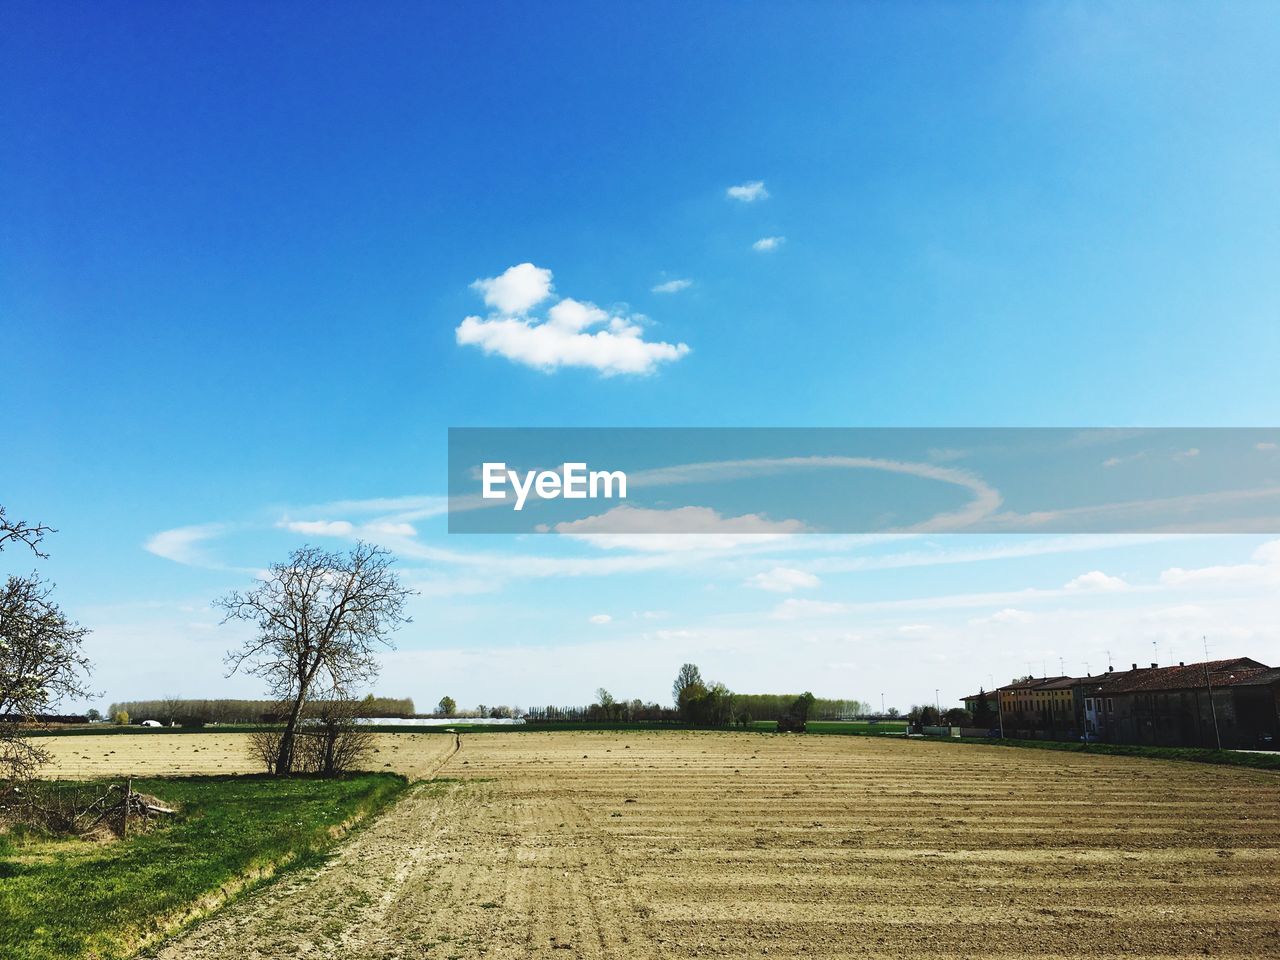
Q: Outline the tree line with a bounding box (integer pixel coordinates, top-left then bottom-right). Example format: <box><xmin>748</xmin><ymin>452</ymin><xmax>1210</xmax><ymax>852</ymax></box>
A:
<box><xmin>106</xmin><ymin>695</ymin><xmax>416</xmax><ymax>726</ymax></box>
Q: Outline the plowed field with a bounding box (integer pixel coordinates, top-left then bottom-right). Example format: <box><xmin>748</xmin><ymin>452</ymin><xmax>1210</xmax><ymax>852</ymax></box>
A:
<box><xmin>44</xmin><ymin>731</ymin><xmax>1280</xmax><ymax>958</ymax></box>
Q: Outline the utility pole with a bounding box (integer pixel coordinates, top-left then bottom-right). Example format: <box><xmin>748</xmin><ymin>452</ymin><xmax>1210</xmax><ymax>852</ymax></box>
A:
<box><xmin>880</xmin><ymin>692</ymin><xmax>885</xmax><ymax>716</ymax></box>
<box><xmin>1204</xmin><ymin>635</ymin><xmax>1222</xmax><ymax>750</ymax></box>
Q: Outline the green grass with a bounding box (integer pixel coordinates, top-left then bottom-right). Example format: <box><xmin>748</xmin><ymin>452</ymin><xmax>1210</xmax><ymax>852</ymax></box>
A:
<box><xmin>0</xmin><ymin>773</ymin><xmax>407</xmax><ymax>960</ymax></box>
<box><xmin>943</xmin><ymin>735</ymin><xmax>1280</xmax><ymax>770</ymax></box>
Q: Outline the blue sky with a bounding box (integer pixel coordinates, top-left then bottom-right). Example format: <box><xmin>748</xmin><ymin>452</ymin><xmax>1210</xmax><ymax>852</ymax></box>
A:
<box><xmin>3</xmin><ymin>3</ymin><xmax>1279</xmax><ymax>712</ymax></box>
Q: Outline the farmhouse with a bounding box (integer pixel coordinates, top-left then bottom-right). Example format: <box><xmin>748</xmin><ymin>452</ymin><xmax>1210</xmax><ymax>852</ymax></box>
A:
<box><xmin>991</xmin><ymin>657</ymin><xmax>1280</xmax><ymax>749</ymax></box>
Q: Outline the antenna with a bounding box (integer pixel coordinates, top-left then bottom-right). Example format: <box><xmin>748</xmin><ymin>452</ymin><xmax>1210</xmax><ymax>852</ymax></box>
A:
<box><xmin>1152</xmin><ymin>639</ymin><xmax>1158</xmax><ymax>664</ymax></box>
<box><xmin>1059</xmin><ymin>656</ymin><xmax>1065</xmax><ymax>675</ymax></box>
<box><xmin>1105</xmin><ymin>649</ymin><xmax>1113</xmax><ymax>669</ymax></box>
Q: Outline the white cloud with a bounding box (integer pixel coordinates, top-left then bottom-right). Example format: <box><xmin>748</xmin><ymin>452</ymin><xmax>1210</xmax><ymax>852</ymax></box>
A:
<box><xmin>752</xmin><ymin>236</ymin><xmax>785</xmax><ymax>252</ymax></box>
<box><xmin>457</xmin><ymin>266</ymin><xmax>690</xmax><ymax>376</ymax></box>
<box><xmin>726</xmin><ymin>181</ymin><xmax>769</xmax><ymax>202</ymax></box>
<box><xmin>144</xmin><ymin>524</ymin><xmax>225</xmax><ymax>566</ymax></box>
<box><xmin>1174</xmin><ymin>447</ymin><xmax>1200</xmax><ymax>461</ymax></box>
<box><xmin>1065</xmin><ymin>570</ymin><xmax>1128</xmax><ymax>591</ymax></box>
<box><xmin>1160</xmin><ymin>538</ymin><xmax>1280</xmax><ymax>587</ymax></box>
<box><xmin>651</xmin><ymin>278</ymin><xmax>692</xmax><ymax>294</ymax></box>
<box><xmin>746</xmin><ymin>566</ymin><xmax>821</xmax><ymax>593</ymax></box>
<box><xmin>279</xmin><ymin>519</ymin><xmax>355</xmax><ymax>537</ymax></box>
<box><xmin>550</xmin><ymin>505</ymin><xmax>806</xmax><ymax>551</ymax></box>
<box><xmin>589</xmin><ymin>613</ymin><xmax>612</xmax><ymax>625</ymax></box>
<box><xmin>1256</xmin><ymin>442</ymin><xmax>1278</xmax><ymax>452</ymax></box>
<box><xmin>470</xmin><ymin>262</ymin><xmax>553</xmax><ymax>314</ymax></box>
<box><xmin>969</xmin><ymin>608</ymin><xmax>1033</xmax><ymax>626</ymax></box>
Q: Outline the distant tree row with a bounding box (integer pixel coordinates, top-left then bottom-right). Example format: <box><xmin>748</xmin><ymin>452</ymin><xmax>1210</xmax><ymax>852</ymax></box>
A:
<box><xmin>731</xmin><ymin>693</ymin><xmax>869</xmax><ymax>722</ymax></box>
<box><xmin>106</xmin><ymin>695</ymin><xmax>416</xmax><ymax>725</ymax></box>
<box><xmin>906</xmin><ymin>704</ymin><xmax>974</xmax><ymax>728</ymax></box>
<box><xmin>525</xmin><ymin>701</ymin><xmax>678</xmax><ymax>723</ymax></box>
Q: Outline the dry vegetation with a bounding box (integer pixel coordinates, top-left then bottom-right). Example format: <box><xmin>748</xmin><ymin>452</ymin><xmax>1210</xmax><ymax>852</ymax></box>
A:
<box><xmin>36</xmin><ymin>730</ymin><xmax>1280</xmax><ymax>958</ymax></box>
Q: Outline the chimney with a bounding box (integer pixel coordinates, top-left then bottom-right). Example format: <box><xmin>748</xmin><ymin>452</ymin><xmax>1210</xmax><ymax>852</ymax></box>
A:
<box><xmin>1151</xmin><ymin>662</ymin><xmax>1158</xmax><ymax>669</ymax></box>
<box><xmin>1132</xmin><ymin>663</ymin><xmax>1138</xmax><ymax>670</ymax></box>
<box><xmin>1179</xmin><ymin>661</ymin><xmax>1185</xmax><ymax>666</ymax></box>
<box><xmin>1107</xmin><ymin>666</ymin><xmax>1114</xmax><ymax>673</ymax></box>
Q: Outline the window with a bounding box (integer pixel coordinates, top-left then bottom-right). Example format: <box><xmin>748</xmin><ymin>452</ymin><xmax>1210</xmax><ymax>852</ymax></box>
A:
<box><xmin>1106</xmin><ymin>698</ymin><xmax>1113</xmax><ymax>712</ymax></box>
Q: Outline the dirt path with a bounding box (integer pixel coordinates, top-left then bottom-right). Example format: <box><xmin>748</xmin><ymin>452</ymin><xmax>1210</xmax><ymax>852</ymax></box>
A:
<box><xmin>134</xmin><ymin>732</ymin><xmax>1280</xmax><ymax>959</ymax></box>
<box><xmin>147</xmin><ymin>736</ymin><xmax>657</xmax><ymax>960</ymax></box>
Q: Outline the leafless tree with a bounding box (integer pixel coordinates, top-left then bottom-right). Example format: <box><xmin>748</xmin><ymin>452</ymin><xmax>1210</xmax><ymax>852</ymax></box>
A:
<box><xmin>1</xmin><ymin>574</ymin><xmax>94</xmax><ymax>793</ymax></box>
<box><xmin>297</xmin><ymin>696</ymin><xmax>376</xmax><ymax>776</ymax></box>
<box><xmin>158</xmin><ymin>694</ymin><xmax>183</xmax><ymax>726</ymax></box>
<box><xmin>0</xmin><ymin>505</ymin><xmax>54</xmax><ymax>559</ymax></box>
<box><xmin>218</xmin><ymin>542</ymin><xmax>414</xmax><ymax>776</ymax></box>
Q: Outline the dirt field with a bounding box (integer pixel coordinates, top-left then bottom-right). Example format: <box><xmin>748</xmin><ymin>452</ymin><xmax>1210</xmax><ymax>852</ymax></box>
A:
<box><xmin>42</xmin><ymin>731</ymin><xmax>1280</xmax><ymax>958</ymax></box>
<box><xmin>39</xmin><ymin>730</ymin><xmax>456</xmax><ymax>779</ymax></box>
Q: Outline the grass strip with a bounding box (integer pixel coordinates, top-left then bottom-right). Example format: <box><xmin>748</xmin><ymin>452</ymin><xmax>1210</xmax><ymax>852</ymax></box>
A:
<box><xmin>0</xmin><ymin>772</ymin><xmax>407</xmax><ymax>960</ymax></box>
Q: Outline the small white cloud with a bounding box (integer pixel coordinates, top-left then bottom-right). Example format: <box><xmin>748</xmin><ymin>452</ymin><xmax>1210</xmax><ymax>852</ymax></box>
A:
<box><xmin>651</xmin><ymin>278</ymin><xmax>692</xmax><ymax>294</ymax></box>
<box><xmin>752</xmin><ymin>236</ymin><xmax>785</xmax><ymax>252</ymax></box>
<box><xmin>457</xmin><ymin>266</ymin><xmax>690</xmax><ymax>376</ymax></box>
<box><xmin>279</xmin><ymin>519</ymin><xmax>355</xmax><ymax>537</ymax></box>
<box><xmin>1174</xmin><ymin>447</ymin><xmax>1200</xmax><ymax>461</ymax></box>
<box><xmin>589</xmin><ymin>613</ymin><xmax>612</xmax><ymax>625</ymax></box>
<box><xmin>1065</xmin><ymin>570</ymin><xmax>1128</xmax><ymax>591</ymax></box>
<box><xmin>746</xmin><ymin>567</ymin><xmax>821</xmax><ymax>593</ymax></box>
<box><xmin>1255</xmin><ymin>442</ymin><xmax>1277</xmax><ymax>452</ymax></box>
<box><xmin>470</xmin><ymin>262</ymin><xmax>553</xmax><ymax>315</ymax></box>
<box><xmin>727</xmin><ymin>180</ymin><xmax>769</xmax><ymax>202</ymax></box>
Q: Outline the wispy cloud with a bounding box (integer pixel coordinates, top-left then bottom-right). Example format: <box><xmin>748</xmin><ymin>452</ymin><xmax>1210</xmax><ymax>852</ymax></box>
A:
<box><xmin>746</xmin><ymin>566</ymin><xmax>821</xmax><ymax>593</ymax></box>
<box><xmin>651</xmin><ymin>278</ymin><xmax>692</xmax><ymax>294</ymax></box>
<box><xmin>279</xmin><ymin>519</ymin><xmax>355</xmax><ymax>537</ymax></box>
<box><xmin>752</xmin><ymin>236</ymin><xmax>785</xmax><ymax>252</ymax></box>
<box><xmin>550</xmin><ymin>505</ymin><xmax>805</xmax><ymax>552</ymax></box>
<box><xmin>589</xmin><ymin>613</ymin><xmax>612</xmax><ymax>625</ymax></box>
<box><xmin>726</xmin><ymin>180</ymin><xmax>769</xmax><ymax>202</ymax></box>
<box><xmin>143</xmin><ymin>524</ymin><xmax>226</xmax><ymax>566</ymax></box>
<box><xmin>969</xmin><ymin>608</ymin><xmax>1033</xmax><ymax>626</ymax></box>
<box><xmin>457</xmin><ymin>264</ymin><xmax>690</xmax><ymax>376</ymax></box>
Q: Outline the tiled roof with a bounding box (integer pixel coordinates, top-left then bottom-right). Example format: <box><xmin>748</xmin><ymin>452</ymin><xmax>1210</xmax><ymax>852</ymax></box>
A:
<box><xmin>1230</xmin><ymin>667</ymin><xmax>1280</xmax><ymax>688</ymax></box>
<box><xmin>1101</xmin><ymin>658</ymin><xmax>1270</xmax><ymax>694</ymax></box>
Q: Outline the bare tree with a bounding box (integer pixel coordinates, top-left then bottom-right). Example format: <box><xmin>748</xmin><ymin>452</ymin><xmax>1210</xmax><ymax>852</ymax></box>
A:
<box><xmin>159</xmin><ymin>694</ymin><xmax>183</xmax><ymax>726</ymax></box>
<box><xmin>297</xmin><ymin>696</ymin><xmax>376</xmax><ymax>776</ymax></box>
<box><xmin>1</xmin><ymin>574</ymin><xmax>93</xmax><ymax>792</ymax></box>
<box><xmin>217</xmin><ymin>543</ymin><xmax>414</xmax><ymax>776</ymax></box>
<box><xmin>0</xmin><ymin>505</ymin><xmax>54</xmax><ymax>558</ymax></box>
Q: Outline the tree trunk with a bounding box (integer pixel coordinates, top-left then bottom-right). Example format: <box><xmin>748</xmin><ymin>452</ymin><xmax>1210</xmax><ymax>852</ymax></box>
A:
<box><xmin>275</xmin><ymin>695</ymin><xmax>306</xmax><ymax>775</ymax></box>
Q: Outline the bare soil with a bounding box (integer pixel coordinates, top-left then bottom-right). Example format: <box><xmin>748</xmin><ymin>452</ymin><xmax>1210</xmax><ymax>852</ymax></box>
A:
<box><xmin>46</xmin><ymin>731</ymin><xmax>1280</xmax><ymax>958</ymax></box>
